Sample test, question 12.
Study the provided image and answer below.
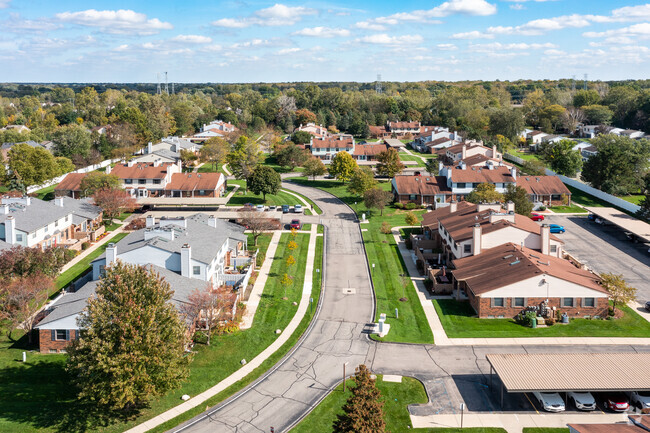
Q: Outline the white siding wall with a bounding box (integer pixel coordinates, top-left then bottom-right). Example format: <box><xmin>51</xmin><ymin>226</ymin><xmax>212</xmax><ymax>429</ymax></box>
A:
<box><xmin>119</xmin><ymin>246</ymin><xmax>181</xmax><ymax>272</ymax></box>
<box><xmin>37</xmin><ymin>314</ymin><xmax>81</xmax><ymax>330</ymax></box>
<box><xmin>483</xmin><ymin>274</ymin><xmax>608</xmax><ymax>299</ymax></box>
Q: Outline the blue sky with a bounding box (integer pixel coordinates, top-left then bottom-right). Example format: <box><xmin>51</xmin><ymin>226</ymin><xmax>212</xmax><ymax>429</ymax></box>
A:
<box><xmin>1</xmin><ymin>0</ymin><xmax>649</xmax><ymax>83</ymax></box>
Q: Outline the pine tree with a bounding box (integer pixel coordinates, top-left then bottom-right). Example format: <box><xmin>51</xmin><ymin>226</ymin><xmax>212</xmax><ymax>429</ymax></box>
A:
<box><xmin>66</xmin><ymin>263</ymin><xmax>191</xmax><ymax>412</ymax></box>
<box><xmin>333</xmin><ymin>364</ymin><xmax>385</xmax><ymax>433</ymax></box>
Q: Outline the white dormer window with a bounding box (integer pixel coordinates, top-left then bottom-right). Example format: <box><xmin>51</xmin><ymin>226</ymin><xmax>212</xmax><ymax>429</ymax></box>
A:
<box><xmin>55</xmin><ymin>220</ymin><xmax>59</xmax><ymax>227</ymax></box>
<box><xmin>44</xmin><ymin>225</ymin><xmax>48</xmax><ymax>232</ymax></box>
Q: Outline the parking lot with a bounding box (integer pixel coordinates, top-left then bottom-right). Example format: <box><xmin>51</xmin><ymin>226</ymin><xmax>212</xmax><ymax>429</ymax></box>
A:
<box><xmin>544</xmin><ymin>214</ymin><xmax>650</xmax><ymax>301</ymax></box>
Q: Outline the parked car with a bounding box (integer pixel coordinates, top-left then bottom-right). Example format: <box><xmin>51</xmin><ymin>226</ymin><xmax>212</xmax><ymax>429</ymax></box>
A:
<box><xmin>256</xmin><ymin>204</ymin><xmax>265</xmax><ymax>212</ymax></box>
<box><xmin>530</xmin><ymin>213</ymin><xmax>545</xmax><ymax>222</ymax></box>
<box><xmin>567</xmin><ymin>392</ymin><xmax>596</xmax><ymax>411</ymax></box>
<box><xmin>532</xmin><ymin>392</ymin><xmax>565</xmax><ymax>412</ymax></box>
<box><xmin>294</xmin><ymin>204</ymin><xmax>303</xmax><ymax>213</ymax></box>
<box><xmin>645</xmin><ymin>301</ymin><xmax>650</xmax><ymax>312</ymax></box>
<box><xmin>601</xmin><ymin>392</ymin><xmax>629</xmax><ymax>412</ymax></box>
<box><xmin>269</xmin><ymin>205</ymin><xmax>277</xmax><ymax>211</ymax></box>
<box><xmin>549</xmin><ymin>224</ymin><xmax>565</xmax><ymax>234</ymax></box>
<box><xmin>290</xmin><ymin>219</ymin><xmax>301</xmax><ymax>230</ymax></box>
<box><xmin>282</xmin><ymin>204</ymin><xmax>290</xmax><ymax>213</ymax></box>
<box><xmin>627</xmin><ymin>391</ymin><xmax>650</xmax><ymax>410</ymax></box>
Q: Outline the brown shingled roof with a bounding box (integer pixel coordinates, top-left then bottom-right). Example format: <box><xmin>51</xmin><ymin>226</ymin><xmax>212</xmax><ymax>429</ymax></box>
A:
<box><xmin>451</xmin><ymin>243</ymin><xmax>605</xmax><ymax>295</ymax></box>
<box><xmin>311</xmin><ymin>136</ymin><xmax>354</xmax><ymax>149</ymax></box>
<box><xmin>389</xmin><ymin>121</ymin><xmax>420</xmax><ymax>129</ymax></box>
<box><xmin>426</xmin><ymin>137</ymin><xmax>452</xmax><ymax>147</ymax></box>
<box><xmin>111</xmin><ymin>162</ymin><xmax>175</xmax><ymax>180</ymax></box>
<box><xmin>393</xmin><ymin>175</ymin><xmax>452</xmax><ymax>196</ymax></box>
<box><xmin>353</xmin><ymin>143</ymin><xmax>389</xmax><ymax>156</ymax></box>
<box><xmin>516</xmin><ymin>175</ymin><xmax>571</xmax><ymax>196</ymax></box>
<box><xmin>55</xmin><ymin>173</ymin><xmax>88</xmax><ymax>192</ymax></box>
<box><xmin>422</xmin><ymin>201</ymin><xmax>473</xmax><ymax>228</ymax></box>
<box><xmin>449</xmin><ymin>166</ymin><xmax>514</xmax><ymax>183</ymax></box>
<box><xmin>165</xmin><ymin>172</ymin><xmax>223</xmax><ymax>191</ymax></box>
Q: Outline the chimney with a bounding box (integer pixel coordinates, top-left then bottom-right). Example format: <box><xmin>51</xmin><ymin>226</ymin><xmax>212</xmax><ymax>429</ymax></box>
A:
<box><xmin>153</xmin><ymin>159</ymin><xmax>161</xmax><ymax>167</ymax></box>
<box><xmin>506</xmin><ymin>201</ymin><xmax>515</xmax><ymax>213</ymax></box>
<box><xmin>0</xmin><ymin>204</ymin><xmax>8</xmax><ymax>215</ymax></box>
<box><xmin>147</xmin><ymin>142</ymin><xmax>153</xmax><ymax>154</ymax></box>
<box><xmin>146</xmin><ymin>215</ymin><xmax>155</xmax><ymax>228</ymax></box>
<box><xmin>459</xmin><ymin>161</ymin><xmax>466</xmax><ymax>170</ymax></box>
<box><xmin>208</xmin><ymin>215</ymin><xmax>217</xmax><ymax>228</ymax></box>
<box><xmin>106</xmin><ymin>165</ymin><xmax>111</xmax><ymax>174</ymax></box>
<box><xmin>541</xmin><ymin>224</ymin><xmax>551</xmax><ymax>256</ymax></box>
<box><xmin>181</xmin><ymin>244</ymin><xmax>192</xmax><ymax>278</ymax></box>
<box><xmin>54</xmin><ymin>197</ymin><xmax>64</xmax><ymax>207</ymax></box>
<box><xmin>461</xmin><ymin>145</ymin><xmax>467</xmax><ymax>160</ymax></box>
<box><xmin>24</xmin><ymin>196</ymin><xmax>31</xmax><ymax>206</ymax></box>
<box><xmin>510</xmin><ymin>166</ymin><xmax>517</xmax><ymax>180</ymax></box>
<box><xmin>472</xmin><ymin>223</ymin><xmax>481</xmax><ymax>255</ymax></box>
<box><xmin>492</xmin><ymin>144</ymin><xmax>498</xmax><ymax>159</ymax></box>
<box><xmin>449</xmin><ymin>200</ymin><xmax>458</xmax><ymax>213</ymax></box>
<box><xmin>5</xmin><ymin>215</ymin><xmax>15</xmax><ymax>244</ymax></box>
<box><xmin>106</xmin><ymin>243</ymin><xmax>117</xmax><ymax>267</ymax></box>
<box><xmin>438</xmin><ymin>161</ymin><xmax>444</xmax><ymax>173</ymax></box>
<box><xmin>127</xmin><ymin>160</ymin><xmax>135</xmax><ymax>167</ymax></box>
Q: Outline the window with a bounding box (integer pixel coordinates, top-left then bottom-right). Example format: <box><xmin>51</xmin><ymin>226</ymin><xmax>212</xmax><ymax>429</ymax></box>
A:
<box><xmin>457</xmin><ymin>182</ymin><xmax>466</xmax><ymax>188</ymax></box>
<box><xmin>55</xmin><ymin>330</ymin><xmax>68</xmax><ymax>341</ymax></box>
<box><xmin>193</xmin><ymin>266</ymin><xmax>201</xmax><ymax>275</ymax></box>
<box><xmin>32</xmin><ymin>233</ymin><xmax>36</xmax><ymax>239</ymax></box>
<box><xmin>44</xmin><ymin>225</ymin><xmax>48</xmax><ymax>232</ymax></box>
<box><xmin>464</xmin><ymin>244</ymin><xmax>471</xmax><ymax>253</ymax></box>
<box><xmin>493</xmin><ymin>298</ymin><xmax>504</xmax><ymax>307</ymax></box>
<box><xmin>15</xmin><ymin>234</ymin><xmax>23</xmax><ymax>242</ymax></box>
<box><xmin>583</xmin><ymin>298</ymin><xmax>595</xmax><ymax>307</ymax></box>
<box><xmin>55</xmin><ymin>220</ymin><xmax>59</xmax><ymax>227</ymax></box>
<box><xmin>125</xmin><ymin>179</ymin><xmax>132</xmax><ymax>184</ymax></box>
<box><xmin>99</xmin><ymin>265</ymin><xmax>106</xmax><ymax>277</ymax></box>
<box><xmin>550</xmin><ymin>245</ymin><xmax>557</xmax><ymax>253</ymax></box>
<box><xmin>513</xmin><ymin>297</ymin><xmax>525</xmax><ymax>307</ymax></box>
<box><xmin>409</xmin><ymin>194</ymin><xmax>416</xmax><ymax>201</ymax></box>
<box><xmin>65</xmin><ymin>216</ymin><xmax>69</xmax><ymax>222</ymax></box>
<box><xmin>562</xmin><ymin>298</ymin><xmax>574</xmax><ymax>307</ymax></box>
<box><xmin>138</xmin><ymin>179</ymin><xmax>146</xmax><ymax>184</ymax></box>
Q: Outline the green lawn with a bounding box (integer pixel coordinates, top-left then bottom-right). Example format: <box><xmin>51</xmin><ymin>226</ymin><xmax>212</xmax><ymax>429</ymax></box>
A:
<box><xmin>434</xmin><ymin>299</ymin><xmax>650</xmax><ymax>338</ymax></box>
<box><xmin>549</xmin><ymin>205</ymin><xmax>587</xmax><ymax>214</ymax></box>
<box><xmin>619</xmin><ymin>194</ymin><xmax>644</xmax><ymax>205</ymax></box>
<box><xmin>508</xmin><ymin>149</ymin><xmax>542</xmax><ymax>162</ymax></box>
<box><xmin>282</xmin><ymin>188</ymin><xmax>322</xmax><ymax>214</ymax></box>
<box><xmin>33</xmin><ymin>184</ymin><xmax>57</xmax><ymax>201</ymax></box>
<box><xmin>104</xmin><ymin>222</ymin><xmax>121</xmax><ymax>231</ymax></box>
<box><xmin>399</xmin><ymin>152</ymin><xmax>426</xmax><ymax>167</ymax></box>
<box><xmin>565</xmin><ymin>185</ymin><xmax>610</xmax><ymax>208</ymax></box>
<box><xmin>522</xmin><ymin>429</ymin><xmax>569</xmax><ymax>433</ymax></box>
<box><xmin>290</xmin><ymin>178</ymin><xmax>433</xmax><ymax>344</ymax></box>
<box><xmin>0</xmin><ymin>232</ymin><xmax>316</xmax><ymax>433</ymax></box>
<box><xmin>226</xmin><ymin>180</ymin><xmax>304</xmax><ymax>207</ymax></box>
<box><xmin>197</xmin><ymin>163</ymin><xmax>229</xmax><ymax>176</ymax></box>
<box><xmin>290</xmin><ymin>376</ymin><xmax>428</xmax><ymax>433</ymax></box>
<box><xmin>260</xmin><ymin>154</ymin><xmax>304</xmax><ymax>174</ymax></box>
<box><xmin>55</xmin><ymin>232</ymin><xmax>129</xmax><ymax>291</ymax></box>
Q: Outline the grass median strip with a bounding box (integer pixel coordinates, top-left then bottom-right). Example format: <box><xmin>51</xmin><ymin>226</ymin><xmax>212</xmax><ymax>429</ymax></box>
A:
<box><xmin>434</xmin><ymin>299</ymin><xmax>650</xmax><ymax>338</ymax></box>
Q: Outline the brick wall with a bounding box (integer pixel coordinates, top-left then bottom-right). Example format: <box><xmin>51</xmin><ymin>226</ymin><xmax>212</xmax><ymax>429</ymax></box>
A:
<box><xmin>469</xmin><ymin>293</ymin><xmax>609</xmax><ymax>318</ymax></box>
<box><xmin>38</xmin><ymin>329</ymin><xmax>79</xmax><ymax>354</ymax></box>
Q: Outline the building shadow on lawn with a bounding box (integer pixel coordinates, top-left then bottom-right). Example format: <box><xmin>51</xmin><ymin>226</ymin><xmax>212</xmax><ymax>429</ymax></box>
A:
<box><xmin>0</xmin><ymin>337</ymin><xmax>144</xmax><ymax>432</ymax></box>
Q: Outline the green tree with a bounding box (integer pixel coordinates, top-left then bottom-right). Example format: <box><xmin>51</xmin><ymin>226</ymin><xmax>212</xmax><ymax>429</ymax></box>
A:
<box><xmin>375</xmin><ymin>148</ymin><xmax>404</xmax><ymax>178</ymax></box>
<box><xmin>539</xmin><ymin>139</ymin><xmax>583</xmax><ymax>177</ymax></box>
<box><xmin>521</xmin><ymin>159</ymin><xmax>547</xmax><ymax>176</ymax></box>
<box><xmin>581</xmin><ymin>135</ymin><xmax>650</xmax><ymax>195</ymax></box>
<box><xmin>275</xmin><ymin>143</ymin><xmax>309</xmax><ymax>170</ymax></box>
<box><xmin>55</xmin><ymin>156</ymin><xmax>75</xmax><ymax>175</ymax></box>
<box><xmin>405</xmin><ymin>211</ymin><xmax>419</xmax><ymax>226</ymax></box>
<box><xmin>291</xmin><ymin>131</ymin><xmax>312</xmax><ymax>145</ymax></box>
<box><xmin>280</xmin><ymin>273</ymin><xmax>293</xmax><ymax>298</ymax></box>
<box><xmin>52</xmin><ymin>124</ymin><xmax>92</xmax><ymax>160</ymax></box>
<box><xmin>424</xmin><ymin>158</ymin><xmax>439</xmax><ymax>176</ymax></box>
<box><xmin>303</xmin><ymin>157</ymin><xmax>327</xmax><ymax>180</ymax></box>
<box><xmin>638</xmin><ymin>173</ymin><xmax>650</xmax><ymax>221</ymax></box>
<box><xmin>66</xmin><ymin>263</ymin><xmax>191</xmax><ymax>411</ymax></box>
<box><xmin>601</xmin><ymin>273</ymin><xmax>636</xmax><ymax>314</ymax></box>
<box><xmin>295</xmin><ymin>108</ymin><xmax>317</xmax><ymax>126</ymax></box>
<box><xmin>199</xmin><ymin>137</ymin><xmax>229</xmax><ymax>171</ymax></box>
<box><xmin>80</xmin><ymin>172</ymin><xmax>121</xmax><ymax>197</ymax></box>
<box><xmin>582</xmin><ymin>105</ymin><xmax>613</xmax><ymax>125</ymax></box>
<box><xmin>363</xmin><ymin>187</ymin><xmax>393</xmax><ymax>216</ymax></box>
<box><xmin>488</xmin><ymin>108</ymin><xmax>525</xmax><ymax>143</ymax></box>
<box><xmin>248</xmin><ymin>165</ymin><xmax>281</xmax><ymax>201</ymax></box>
<box><xmin>573</xmin><ymin>89</ymin><xmax>601</xmax><ymax>107</ymax></box>
<box><xmin>7</xmin><ymin>143</ymin><xmax>61</xmax><ymax>186</ymax></box>
<box><xmin>329</xmin><ymin>151</ymin><xmax>358</xmax><ymax>183</ymax></box>
<box><xmin>503</xmin><ymin>184</ymin><xmax>533</xmax><ymax>216</ymax></box>
<box><xmin>227</xmin><ymin>135</ymin><xmax>261</xmax><ymax>189</ymax></box>
<box><xmin>333</xmin><ymin>364</ymin><xmax>385</xmax><ymax>433</ymax></box>
<box><xmin>347</xmin><ymin>167</ymin><xmax>377</xmax><ymax>196</ymax></box>
<box><xmin>539</xmin><ymin>104</ymin><xmax>566</xmax><ymax>133</ymax></box>
<box><xmin>466</xmin><ymin>183</ymin><xmax>504</xmax><ymax>204</ymax></box>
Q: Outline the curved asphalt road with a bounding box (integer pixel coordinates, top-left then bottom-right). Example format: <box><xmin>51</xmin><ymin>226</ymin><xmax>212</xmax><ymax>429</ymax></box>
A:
<box><xmin>171</xmin><ymin>182</ymin><xmax>376</xmax><ymax>433</ymax></box>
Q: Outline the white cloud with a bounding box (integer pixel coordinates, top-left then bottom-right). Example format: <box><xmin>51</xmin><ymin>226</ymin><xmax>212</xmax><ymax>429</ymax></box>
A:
<box><xmin>293</xmin><ymin>27</ymin><xmax>350</xmax><ymax>38</ymax></box>
<box><xmin>583</xmin><ymin>23</ymin><xmax>650</xmax><ymax>43</ymax></box>
<box><xmin>212</xmin><ymin>4</ymin><xmax>317</xmax><ymax>28</ymax></box>
<box><xmin>428</xmin><ymin>0</ymin><xmax>497</xmax><ymax>17</ymax></box>
<box><xmin>501</xmin><ymin>0</ymin><xmax>558</xmax><ymax>2</ymax></box>
<box><xmin>509</xmin><ymin>4</ymin><xmax>525</xmax><ymax>10</ymax></box>
<box><xmin>354</xmin><ymin>21</ymin><xmax>387</xmax><ymax>31</ymax></box>
<box><xmin>55</xmin><ymin>9</ymin><xmax>173</xmax><ymax>35</ymax></box>
<box><xmin>1</xmin><ymin>14</ymin><xmax>61</xmax><ymax>33</ymax></box>
<box><xmin>469</xmin><ymin>42</ymin><xmax>555</xmax><ymax>52</ymax></box>
<box><xmin>450</xmin><ymin>30</ymin><xmax>494</xmax><ymax>39</ymax></box>
<box><xmin>355</xmin><ymin>34</ymin><xmax>423</xmax><ymax>45</ymax></box>
<box><xmin>170</xmin><ymin>35</ymin><xmax>212</xmax><ymax>44</ymax></box>
<box><xmin>277</xmin><ymin>47</ymin><xmax>302</xmax><ymax>55</ymax></box>
<box><xmin>437</xmin><ymin>43</ymin><xmax>457</xmax><ymax>50</ymax></box>
<box><xmin>0</xmin><ymin>0</ymin><xmax>10</xmax><ymax>9</ymax></box>
<box><xmin>229</xmin><ymin>39</ymin><xmax>272</xmax><ymax>49</ymax></box>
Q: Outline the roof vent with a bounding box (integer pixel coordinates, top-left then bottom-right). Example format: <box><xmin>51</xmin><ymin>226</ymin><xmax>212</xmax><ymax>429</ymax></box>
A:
<box><xmin>509</xmin><ymin>260</ymin><xmax>520</xmax><ymax>266</ymax></box>
<box><xmin>503</xmin><ymin>254</ymin><xmax>513</xmax><ymax>259</ymax></box>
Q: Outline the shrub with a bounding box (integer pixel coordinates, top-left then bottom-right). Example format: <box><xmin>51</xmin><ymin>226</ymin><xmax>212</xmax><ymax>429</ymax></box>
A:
<box><xmin>405</xmin><ymin>237</ymin><xmax>413</xmax><ymax>249</ymax></box>
<box><xmin>423</xmin><ymin>278</ymin><xmax>433</xmax><ymax>290</ymax></box>
<box><xmin>516</xmin><ymin>311</ymin><xmax>537</xmax><ymax>327</ymax></box>
<box><xmin>380</xmin><ymin>221</ymin><xmax>391</xmax><ymax>234</ymax></box>
<box><xmin>405</xmin><ymin>202</ymin><xmax>416</xmax><ymax>210</ymax></box>
<box><xmin>193</xmin><ymin>331</ymin><xmax>209</xmax><ymax>345</ymax></box>
<box><xmin>539</xmin><ymin>205</ymin><xmax>547</xmax><ymax>211</ymax></box>
<box><xmin>416</xmin><ymin>261</ymin><xmax>423</xmax><ymax>272</ymax></box>
<box><xmin>394</xmin><ymin>202</ymin><xmax>404</xmax><ymax>209</ymax></box>
<box><xmin>81</xmin><ymin>242</ymin><xmax>90</xmax><ymax>251</ymax></box>
<box><xmin>125</xmin><ymin>218</ymin><xmax>146</xmax><ymax>231</ymax></box>
<box><xmin>545</xmin><ymin>316</ymin><xmax>555</xmax><ymax>326</ymax></box>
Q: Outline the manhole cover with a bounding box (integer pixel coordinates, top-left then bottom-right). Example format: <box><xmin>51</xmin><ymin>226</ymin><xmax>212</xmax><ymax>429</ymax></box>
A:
<box><xmin>342</xmin><ymin>288</ymin><xmax>356</xmax><ymax>294</ymax></box>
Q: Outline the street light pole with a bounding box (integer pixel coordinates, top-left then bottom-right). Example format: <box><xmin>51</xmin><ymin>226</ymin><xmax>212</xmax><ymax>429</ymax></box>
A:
<box><xmin>343</xmin><ymin>362</ymin><xmax>349</xmax><ymax>392</ymax></box>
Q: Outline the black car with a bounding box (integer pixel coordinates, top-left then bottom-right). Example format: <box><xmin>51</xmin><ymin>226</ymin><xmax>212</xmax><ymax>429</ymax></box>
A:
<box><xmin>645</xmin><ymin>301</ymin><xmax>650</xmax><ymax>312</ymax></box>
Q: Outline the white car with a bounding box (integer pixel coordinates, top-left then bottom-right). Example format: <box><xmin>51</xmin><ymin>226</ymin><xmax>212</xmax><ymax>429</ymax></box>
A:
<box><xmin>567</xmin><ymin>392</ymin><xmax>596</xmax><ymax>411</ymax></box>
<box><xmin>294</xmin><ymin>204</ymin><xmax>303</xmax><ymax>213</ymax></box>
<box><xmin>532</xmin><ymin>392</ymin><xmax>566</xmax><ymax>412</ymax></box>
<box><xmin>628</xmin><ymin>391</ymin><xmax>650</xmax><ymax>410</ymax></box>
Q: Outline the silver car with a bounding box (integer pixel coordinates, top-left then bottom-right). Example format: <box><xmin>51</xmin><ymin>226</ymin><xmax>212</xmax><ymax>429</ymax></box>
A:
<box><xmin>532</xmin><ymin>392</ymin><xmax>565</xmax><ymax>412</ymax></box>
<box><xmin>628</xmin><ymin>391</ymin><xmax>650</xmax><ymax>410</ymax></box>
<box><xmin>567</xmin><ymin>392</ymin><xmax>596</xmax><ymax>411</ymax></box>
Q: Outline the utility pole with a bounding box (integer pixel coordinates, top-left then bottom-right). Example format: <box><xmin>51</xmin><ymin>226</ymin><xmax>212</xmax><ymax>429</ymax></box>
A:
<box><xmin>165</xmin><ymin>71</ymin><xmax>169</xmax><ymax>95</ymax></box>
<box><xmin>375</xmin><ymin>73</ymin><xmax>382</xmax><ymax>94</ymax></box>
<box><xmin>156</xmin><ymin>73</ymin><xmax>161</xmax><ymax>95</ymax></box>
<box><xmin>583</xmin><ymin>73</ymin><xmax>588</xmax><ymax>90</ymax></box>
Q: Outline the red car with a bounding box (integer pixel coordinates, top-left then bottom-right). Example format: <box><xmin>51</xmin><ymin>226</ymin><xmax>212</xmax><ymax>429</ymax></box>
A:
<box><xmin>290</xmin><ymin>219</ymin><xmax>301</xmax><ymax>229</ymax></box>
<box><xmin>530</xmin><ymin>213</ymin><xmax>545</xmax><ymax>221</ymax></box>
<box><xmin>602</xmin><ymin>392</ymin><xmax>629</xmax><ymax>412</ymax></box>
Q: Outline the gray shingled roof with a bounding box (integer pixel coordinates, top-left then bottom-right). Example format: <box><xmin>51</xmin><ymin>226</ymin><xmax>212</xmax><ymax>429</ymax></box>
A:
<box><xmin>0</xmin><ymin>198</ymin><xmax>72</xmax><ymax>233</ymax></box>
<box><xmin>0</xmin><ymin>239</ymin><xmax>13</xmax><ymax>251</ymax></box>
<box><xmin>1</xmin><ymin>141</ymin><xmax>43</xmax><ymax>150</ymax></box>
<box><xmin>60</xmin><ymin>197</ymin><xmax>101</xmax><ymax>220</ymax></box>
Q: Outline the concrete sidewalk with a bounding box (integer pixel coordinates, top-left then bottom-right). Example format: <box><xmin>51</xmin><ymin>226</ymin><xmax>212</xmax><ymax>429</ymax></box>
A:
<box><xmin>411</xmin><ymin>412</ymin><xmax>629</xmax><ymax>433</ymax></box>
<box><xmin>124</xmin><ymin>224</ymin><xmax>319</xmax><ymax>433</ymax></box>
<box><xmin>392</xmin><ymin>226</ymin><xmax>650</xmax><ymax>347</ymax></box>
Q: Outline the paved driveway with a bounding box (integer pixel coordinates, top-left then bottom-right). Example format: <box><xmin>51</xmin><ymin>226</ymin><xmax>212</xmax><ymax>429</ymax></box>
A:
<box><xmin>544</xmin><ymin>215</ymin><xmax>650</xmax><ymax>301</ymax></box>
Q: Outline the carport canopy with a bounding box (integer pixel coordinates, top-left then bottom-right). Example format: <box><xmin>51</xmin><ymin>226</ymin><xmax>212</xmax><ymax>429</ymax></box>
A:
<box><xmin>486</xmin><ymin>353</ymin><xmax>650</xmax><ymax>393</ymax></box>
<box><xmin>585</xmin><ymin>206</ymin><xmax>650</xmax><ymax>243</ymax></box>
